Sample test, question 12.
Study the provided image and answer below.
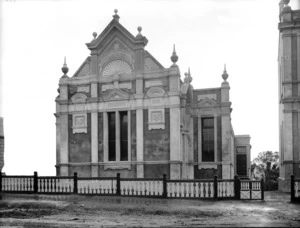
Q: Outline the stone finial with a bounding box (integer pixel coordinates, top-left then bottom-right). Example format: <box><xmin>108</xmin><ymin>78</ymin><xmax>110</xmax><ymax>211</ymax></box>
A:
<box><xmin>184</xmin><ymin>72</ymin><xmax>189</xmax><ymax>83</ymax></box>
<box><xmin>187</xmin><ymin>67</ymin><xmax>193</xmax><ymax>83</ymax></box>
<box><xmin>281</xmin><ymin>0</ymin><xmax>291</xmax><ymax>13</ymax></box>
<box><xmin>138</xmin><ymin>26</ymin><xmax>142</xmax><ymax>34</ymax></box>
<box><xmin>222</xmin><ymin>64</ymin><xmax>229</xmax><ymax>81</ymax></box>
<box><xmin>113</xmin><ymin>9</ymin><xmax>120</xmax><ymax>22</ymax></box>
<box><xmin>136</xmin><ymin>26</ymin><xmax>143</xmax><ymax>38</ymax></box>
<box><xmin>92</xmin><ymin>32</ymin><xmax>97</xmax><ymax>40</ymax></box>
<box><xmin>184</xmin><ymin>68</ymin><xmax>193</xmax><ymax>83</ymax></box>
<box><xmin>61</xmin><ymin>57</ymin><xmax>69</xmax><ymax>78</ymax></box>
<box><xmin>170</xmin><ymin>44</ymin><xmax>178</xmax><ymax>66</ymax></box>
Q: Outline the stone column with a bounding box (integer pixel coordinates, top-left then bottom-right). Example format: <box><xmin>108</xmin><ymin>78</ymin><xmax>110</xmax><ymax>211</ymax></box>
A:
<box><xmin>170</xmin><ymin>107</ymin><xmax>181</xmax><ymax>179</ymax></box>
<box><xmin>136</xmin><ymin>108</ymin><xmax>144</xmax><ymax>177</ymax></box>
<box><xmin>60</xmin><ymin>114</ymin><xmax>69</xmax><ymax>176</ymax></box>
<box><xmin>116</xmin><ymin>111</ymin><xmax>120</xmax><ymax>162</ymax></box>
<box><xmin>103</xmin><ymin>112</ymin><xmax>108</xmax><ymax>162</ymax></box>
<box><xmin>91</xmin><ymin>112</ymin><xmax>98</xmax><ymax>177</ymax></box>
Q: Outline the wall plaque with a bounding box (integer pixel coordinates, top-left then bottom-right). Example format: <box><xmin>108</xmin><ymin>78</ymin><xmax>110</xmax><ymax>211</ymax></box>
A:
<box><xmin>72</xmin><ymin>113</ymin><xmax>87</xmax><ymax>134</ymax></box>
<box><xmin>148</xmin><ymin>109</ymin><xmax>165</xmax><ymax>130</ymax></box>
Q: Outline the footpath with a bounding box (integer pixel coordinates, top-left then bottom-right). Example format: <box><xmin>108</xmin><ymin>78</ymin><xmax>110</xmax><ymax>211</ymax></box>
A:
<box><xmin>0</xmin><ymin>191</ymin><xmax>300</xmax><ymax>227</ymax></box>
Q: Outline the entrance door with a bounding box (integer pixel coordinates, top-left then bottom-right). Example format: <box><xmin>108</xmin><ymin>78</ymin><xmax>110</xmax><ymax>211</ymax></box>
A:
<box><xmin>236</xmin><ymin>154</ymin><xmax>247</xmax><ymax>176</ymax></box>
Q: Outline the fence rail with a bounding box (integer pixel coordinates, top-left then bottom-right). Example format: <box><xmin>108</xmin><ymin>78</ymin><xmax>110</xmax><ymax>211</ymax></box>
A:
<box><xmin>291</xmin><ymin>175</ymin><xmax>300</xmax><ymax>203</ymax></box>
<box><xmin>0</xmin><ymin>172</ymin><xmax>264</xmax><ymax>200</ymax></box>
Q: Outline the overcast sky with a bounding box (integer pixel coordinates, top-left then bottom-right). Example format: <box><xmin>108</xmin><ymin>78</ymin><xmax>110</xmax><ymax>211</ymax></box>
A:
<box><xmin>1</xmin><ymin>0</ymin><xmax>283</xmax><ymax>175</ymax></box>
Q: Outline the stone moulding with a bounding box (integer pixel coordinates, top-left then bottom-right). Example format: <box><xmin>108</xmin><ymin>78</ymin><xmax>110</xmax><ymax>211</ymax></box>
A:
<box><xmin>104</xmin><ymin>164</ymin><xmax>131</xmax><ymax>171</ymax></box>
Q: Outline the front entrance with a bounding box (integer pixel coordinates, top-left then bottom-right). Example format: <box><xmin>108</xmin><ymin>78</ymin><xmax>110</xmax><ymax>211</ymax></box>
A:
<box><xmin>236</xmin><ymin>154</ymin><xmax>247</xmax><ymax>176</ymax></box>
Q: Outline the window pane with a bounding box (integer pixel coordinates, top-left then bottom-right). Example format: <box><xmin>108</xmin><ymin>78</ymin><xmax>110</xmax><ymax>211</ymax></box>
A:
<box><xmin>237</xmin><ymin>154</ymin><xmax>247</xmax><ymax>176</ymax></box>
<box><xmin>108</xmin><ymin>112</ymin><xmax>116</xmax><ymax>161</ymax></box>
<box><xmin>202</xmin><ymin>117</ymin><xmax>214</xmax><ymax>162</ymax></box>
<box><xmin>120</xmin><ymin>111</ymin><xmax>128</xmax><ymax>161</ymax></box>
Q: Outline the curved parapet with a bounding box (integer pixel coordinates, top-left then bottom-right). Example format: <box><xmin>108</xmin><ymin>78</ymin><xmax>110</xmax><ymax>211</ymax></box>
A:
<box><xmin>0</xmin><ymin>117</ymin><xmax>4</xmax><ymax>172</ymax></box>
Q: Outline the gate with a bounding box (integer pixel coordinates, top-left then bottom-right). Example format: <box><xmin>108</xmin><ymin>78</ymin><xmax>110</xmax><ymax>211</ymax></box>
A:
<box><xmin>240</xmin><ymin>180</ymin><xmax>264</xmax><ymax>200</ymax></box>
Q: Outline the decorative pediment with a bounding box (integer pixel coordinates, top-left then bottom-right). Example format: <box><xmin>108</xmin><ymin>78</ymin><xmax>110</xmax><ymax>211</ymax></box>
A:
<box><xmin>102</xmin><ymin>88</ymin><xmax>130</xmax><ymax>101</ymax></box>
<box><xmin>71</xmin><ymin>93</ymin><xmax>88</xmax><ymax>104</ymax></box>
<box><xmin>86</xmin><ymin>15</ymin><xmax>148</xmax><ymax>52</ymax></box>
<box><xmin>146</xmin><ymin>87</ymin><xmax>165</xmax><ymax>98</ymax></box>
<box><xmin>198</xmin><ymin>97</ymin><xmax>217</xmax><ymax>107</ymax></box>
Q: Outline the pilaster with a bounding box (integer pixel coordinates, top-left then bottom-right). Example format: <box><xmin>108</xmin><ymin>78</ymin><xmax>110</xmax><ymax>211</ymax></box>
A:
<box><xmin>55</xmin><ymin>116</ymin><xmax>60</xmax><ymax>176</ymax></box>
<box><xmin>103</xmin><ymin>112</ymin><xmax>108</xmax><ymax>162</ymax></box>
<box><xmin>188</xmin><ymin>117</ymin><xmax>194</xmax><ymax>179</ymax></box>
<box><xmin>283</xmin><ymin>112</ymin><xmax>293</xmax><ymax>160</ymax></box>
<box><xmin>198</xmin><ymin>116</ymin><xmax>202</xmax><ymax>162</ymax></box>
<box><xmin>90</xmin><ymin>54</ymin><xmax>98</xmax><ymax>75</ymax></box>
<box><xmin>127</xmin><ymin>110</ymin><xmax>132</xmax><ymax>162</ymax></box>
<box><xmin>170</xmin><ymin>107</ymin><xmax>181</xmax><ymax>179</ymax></box>
<box><xmin>91</xmin><ymin>112</ymin><xmax>98</xmax><ymax>177</ymax></box>
<box><xmin>221</xmin><ymin>115</ymin><xmax>231</xmax><ymax>179</ymax></box>
<box><xmin>136</xmin><ymin>109</ymin><xmax>144</xmax><ymax>177</ymax></box>
<box><xmin>214</xmin><ymin>115</ymin><xmax>217</xmax><ymax>162</ymax></box>
<box><xmin>60</xmin><ymin>114</ymin><xmax>69</xmax><ymax>176</ymax></box>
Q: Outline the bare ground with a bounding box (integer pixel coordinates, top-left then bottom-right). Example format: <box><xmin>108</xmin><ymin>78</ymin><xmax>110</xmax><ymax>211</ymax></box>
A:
<box><xmin>0</xmin><ymin>192</ymin><xmax>299</xmax><ymax>227</ymax></box>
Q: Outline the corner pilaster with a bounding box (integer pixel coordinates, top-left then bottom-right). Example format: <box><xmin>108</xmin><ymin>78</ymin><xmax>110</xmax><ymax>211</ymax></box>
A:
<box><xmin>59</xmin><ymin>114</ymin><xmax>69</xmax><ymax>176</ymax></box>
<box><xmin>170</xmin><ymin>107</ymin><xmax>181</xmax><ymax>179</ymax></box>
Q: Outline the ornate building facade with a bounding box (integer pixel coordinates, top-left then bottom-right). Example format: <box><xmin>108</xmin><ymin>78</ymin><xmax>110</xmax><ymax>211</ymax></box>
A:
<box><xmin>55</xmin><ymin>11</ymin><xmax>251</xmax><ymax>179</ymax></box>
<box><xmin>278</xmin><ymin>0</ymin><xmax>300</xmax><ymax>192</ymax></box>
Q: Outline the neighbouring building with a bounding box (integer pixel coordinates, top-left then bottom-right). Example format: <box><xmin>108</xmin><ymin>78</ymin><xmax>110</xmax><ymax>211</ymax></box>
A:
<box><xmin>0</xmin><ymin>117</ymin><xmax>4</xmax><ymax>173</ymax></box>
<box><xmin>55</xmin><ymin>10</ymin><xmax>251</xmax><ymax>179</ymax></box>
<box><xmin>278</xmin><ymin>0</ymin><xmax>300</xmax><ymax>192</ymax></box>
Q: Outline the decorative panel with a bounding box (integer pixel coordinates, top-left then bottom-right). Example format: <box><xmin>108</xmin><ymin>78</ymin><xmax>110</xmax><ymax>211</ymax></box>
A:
<box><xmin>102</xmin><ymin>60</ymin><xmax>132</xmax><ymax>77</ymax></box>
<box><xmin>71</xmin><ymin>93</ymin><xmax>88</xmax><ymax>104</ymax></box>
<box><xmin>148</xmin><ymin>109</ymin><xmax>165</xmax><ymax>130</ymax></box>
<box><xmin>72</xmin><ymin>113</ymin><xmax>88</xmax><ymax>134</ymax></box>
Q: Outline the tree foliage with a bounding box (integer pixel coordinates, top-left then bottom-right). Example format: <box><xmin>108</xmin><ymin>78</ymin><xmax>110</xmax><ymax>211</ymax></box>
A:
<box><xmin>251</xmin><ymin>151</ymin><xmax>279</xmax><ymax>190</ymax></box>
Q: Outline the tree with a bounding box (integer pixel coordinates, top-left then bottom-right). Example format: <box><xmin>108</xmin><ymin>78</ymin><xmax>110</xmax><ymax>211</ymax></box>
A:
<box><xmin>251</xmin><ymin>151</ymin><xmax>279</xmax><ymax>191</ymax></box>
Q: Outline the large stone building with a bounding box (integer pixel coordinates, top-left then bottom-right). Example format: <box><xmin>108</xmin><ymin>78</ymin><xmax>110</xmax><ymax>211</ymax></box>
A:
<box><xmin>55</xmin><ymin>10</ymin><xmax>251</xmax><ymax>179</ymax></box>
<box><xmin>278</xmin><ymin>0</ymin><xmax>300</xmax><ymax>192</ymax></box>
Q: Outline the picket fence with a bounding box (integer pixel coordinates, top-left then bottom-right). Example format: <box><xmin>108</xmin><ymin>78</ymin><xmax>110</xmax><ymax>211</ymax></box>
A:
<box><xmin>0</xmin><ymin>172</ymin><xmax>264</xmax><ymax>200</ymax></box>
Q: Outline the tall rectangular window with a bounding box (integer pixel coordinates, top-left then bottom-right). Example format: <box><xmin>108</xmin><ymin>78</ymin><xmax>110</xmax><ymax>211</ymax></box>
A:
<box><xmin>120</xmin><ymin>111</ymin><xmax>128</xmax><ymax>161</ymax></box>
<box><xmin>108</xmin><ymin>112</ymin><xmax>116</xmax><ymax>161</ymax></box>
<box><xmin>236</xmin><ymin>146</ymin><xmax>247</xmax><ymax>176</ymax></box>
<box><xmin>202</xmin><ymin>117</ymin><xmax>214</xmax><ymax>162</ymax></box>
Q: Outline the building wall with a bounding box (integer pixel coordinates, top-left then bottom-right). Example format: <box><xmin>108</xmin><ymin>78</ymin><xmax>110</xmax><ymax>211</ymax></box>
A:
<box><xmin>278</xmin><ymin>3</ymin><xmax>300</xmax><ymax>192</ymax></box>
<box><xmin>0</xmin><ymin>117</ymin><xmax>4</xmax><ymax>173</ymax></box>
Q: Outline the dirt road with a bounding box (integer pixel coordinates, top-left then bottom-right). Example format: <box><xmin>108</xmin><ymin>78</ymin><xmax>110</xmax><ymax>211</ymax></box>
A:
<box><xmin>0</xmin><ymin>192</ymin><xmax>299</xmax><ymax>227</ymax></box>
